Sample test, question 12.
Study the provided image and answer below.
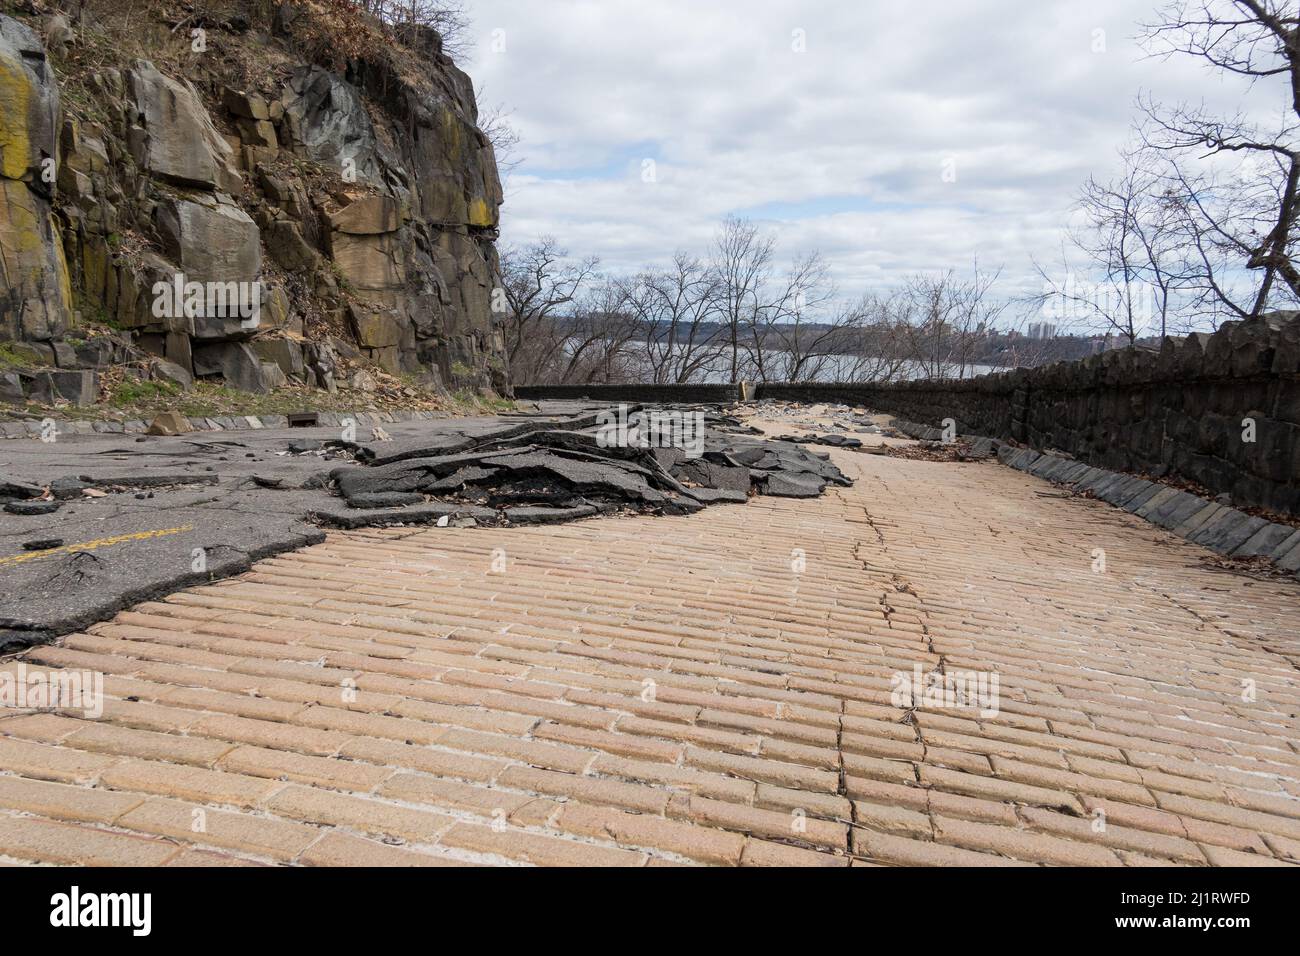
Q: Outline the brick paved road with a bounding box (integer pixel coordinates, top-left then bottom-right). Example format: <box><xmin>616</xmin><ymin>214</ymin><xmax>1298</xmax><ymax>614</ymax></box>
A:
<box><xmin>1</xmin><ymin>420</ymin><xmax>1297</xmax><ymax>866</ymax></box>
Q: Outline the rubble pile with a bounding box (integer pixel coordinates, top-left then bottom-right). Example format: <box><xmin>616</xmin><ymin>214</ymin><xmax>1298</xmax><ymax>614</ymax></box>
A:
<box><xmin>321</xmin><ymin>408</ymin><xmax>851</xmax><ymax>526</ymax></box>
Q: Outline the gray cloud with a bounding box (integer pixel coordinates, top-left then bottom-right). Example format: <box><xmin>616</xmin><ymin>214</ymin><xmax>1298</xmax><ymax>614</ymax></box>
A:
<box><xmin>466</xmin><ymin>0</ymin><xmax>1267</xmax><ymax>308</ymax></box>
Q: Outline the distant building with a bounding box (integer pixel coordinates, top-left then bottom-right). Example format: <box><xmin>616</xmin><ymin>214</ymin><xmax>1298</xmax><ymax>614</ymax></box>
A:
<box><xmin>1027</xmin><ymin>322</ymin><xmax>1058</xmax><ymax>340</ymax></box>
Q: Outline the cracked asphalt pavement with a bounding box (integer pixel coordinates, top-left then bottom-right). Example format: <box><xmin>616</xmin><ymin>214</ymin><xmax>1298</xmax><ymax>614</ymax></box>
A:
<box><xmin>0</xmin><ymin>410</ymin><xmax>565</xmax><ymax>646</ymax></box>
<box><xmin>0</xmin><ymin>402</ymin><xmax>850</xmax><ymax>646</ymax></box>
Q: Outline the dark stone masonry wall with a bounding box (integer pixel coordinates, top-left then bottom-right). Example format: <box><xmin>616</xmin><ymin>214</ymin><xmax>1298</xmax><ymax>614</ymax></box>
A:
<box><xmin>760</xmin><ymin>314</ymin><xmax>1300</xmax><ymax>516</ymax></box>
<box><xmin>513</xmin><ymin>383</ymin><xmax>742</xmax><ymax>403</ymax></box>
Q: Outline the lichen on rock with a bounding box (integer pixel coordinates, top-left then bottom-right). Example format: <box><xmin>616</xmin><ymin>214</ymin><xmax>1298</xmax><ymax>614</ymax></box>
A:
<box><xmin>0</xmin><ymin>14</ymin><xmax>72</xmax><ymax>347</ymax></box>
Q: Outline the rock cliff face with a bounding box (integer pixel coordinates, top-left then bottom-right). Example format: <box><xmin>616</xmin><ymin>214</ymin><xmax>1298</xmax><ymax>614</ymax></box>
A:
<box><xmin>0</xmin><ymin>1</ymin><xmax>508</xmax><ymax>404</ymax></box>
<box><xmin>0</xmin><ymin>14</ymin><xmax>72</xmax><ymax>346</ymax></box>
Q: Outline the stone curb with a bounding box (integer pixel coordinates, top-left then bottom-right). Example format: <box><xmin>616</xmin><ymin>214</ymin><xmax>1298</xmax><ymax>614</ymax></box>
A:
<box><xmin>0</xmin><ymin>408</ymin><xmax>447</xmax><ymax>440</ymax></box>
<box><xmin>886</xmin><ymin>416</ymin><xmax>1300</xmax><ymax>583</ymax></box>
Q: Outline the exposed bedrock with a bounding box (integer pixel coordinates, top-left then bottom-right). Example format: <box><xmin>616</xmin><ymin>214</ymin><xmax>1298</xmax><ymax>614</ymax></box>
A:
<box><xmin>0</xmin><ymin>4</ymin><xmax>509</xmax><ymax>404</ymax></box>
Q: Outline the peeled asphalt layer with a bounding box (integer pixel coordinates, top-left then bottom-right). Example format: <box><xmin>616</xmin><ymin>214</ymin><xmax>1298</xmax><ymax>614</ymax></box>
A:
<box><xmin>0</xmin><ymin>403</ymin><xmax>848</xmax><ymax>645</ymax></box>
<box><xmin>0</xmin><ymin>412</ymin><xmax>553</xmax><ymax>645</ymax></box>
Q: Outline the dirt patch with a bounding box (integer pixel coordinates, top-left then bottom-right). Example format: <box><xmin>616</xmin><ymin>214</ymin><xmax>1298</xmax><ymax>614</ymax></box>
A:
<box><xmin>867</xmin><ymin>440</ymin><xmax>989</xmax><ymax>463</ymax></box>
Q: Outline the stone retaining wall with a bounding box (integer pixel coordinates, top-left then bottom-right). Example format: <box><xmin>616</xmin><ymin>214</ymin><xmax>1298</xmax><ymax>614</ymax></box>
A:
<box><xmin>759</xmin><ymin>314</ymin><xmax>1300</xmax><ymax>515</ymax></box>
<box><xmin>514</xmin><ymin>383</ymin><xmax>743</xmax><ymax>403</ymax></box>
<box><xmin>516</xmin><ymin>315</ymin><xmax>1298</xmax><ymax>514</ymax></box>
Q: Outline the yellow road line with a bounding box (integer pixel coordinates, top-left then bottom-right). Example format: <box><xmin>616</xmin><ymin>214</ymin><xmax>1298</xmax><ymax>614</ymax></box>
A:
<box><xmin>0</xmin><ymin>526</ymin><xmax>195</xmax><ymax>568</ymax></box>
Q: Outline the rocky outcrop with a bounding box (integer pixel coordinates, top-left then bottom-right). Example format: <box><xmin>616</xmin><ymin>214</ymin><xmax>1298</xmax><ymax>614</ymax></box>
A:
<box><xmin>124</xmin><ymin>60</ymin><xmax>241</xmax><ymax>192</ymax></box>
<box><xmin>153</xmin><ymin>195</ymin><xmax>262</xmax><ymax>312</ymax></box>
<box><xmin>259</xmin><ymin>13</ymin><xmax>507</xmax><ymax>388</ymax></box>
<box><xmin>276</xmin><ymin>43</ymin><xmax>506</xmax><ymax>381</ymax></box>
<box><xmin>0</xmin><ymin>3</ymin><xmax>508</xmax><ymax>404</ymax></box>
<box><xmin>192</xmin><ymin>341</ymin><xmax>276</xmax><ymax>394</ymax></box>
<box><xmin>279</xmin><ymin>66</ymin><xmax>382</xmax><ymax>184</ymax></box>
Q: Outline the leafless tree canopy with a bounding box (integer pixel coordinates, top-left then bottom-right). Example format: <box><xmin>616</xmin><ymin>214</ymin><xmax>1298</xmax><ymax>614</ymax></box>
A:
<box><xmin>1033</xmin><ymin>150</ymin><xmax>1183</xmax><ymax>342</ymax></box>
<box><xmin>1135</xmin><ymin>0</ymin><xmax>1300</xmax><ymax>320</ymax></box>
<box><xmin>1026</xmin><ymin>2</ymin><xmax>1300</xmax><ymax>338</ymax></box>
<box><xmin>894</xmin><ymin>266</ymin><xmax>1009</xmax><ymax>380</ymax></box>
<box><xmin>711</xmin><ymin>216</ymin><xmax>777</xmax><ymax>384</ymax></box>
<box><xmin>475</xmin><ymin>94</ymin><xmax>522</xmax><ymax>177</ymax></box>
<box><xmin>500</xmin><ymin>220</ymin><xmax>1031</xmax><ymax>386</ymax></box>
<box><xmin>350</xmin><ymin>1</ymin><xmax>471</xmax><ymax>58</ymax></box>
<box><xmin>619</xmin><ymin>254</ymin><xmax>725</xmax><ymax>384</ymax></box>
<box><xmin>499</xmin><ymin>238</ymin><xmax>603</xmax><ymax>385</ymax></box>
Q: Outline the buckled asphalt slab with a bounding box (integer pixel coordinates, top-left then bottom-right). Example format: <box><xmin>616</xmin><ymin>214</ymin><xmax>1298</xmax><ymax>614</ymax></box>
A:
<box><xmin>0</xmin><ymin>404</ymin><xmax>850</xmax><ymax>646</ymax></box>
<box><xmin>0</xmin><ymin>414</ymin><xmax>535</xmax><ymax>647</ymax></box>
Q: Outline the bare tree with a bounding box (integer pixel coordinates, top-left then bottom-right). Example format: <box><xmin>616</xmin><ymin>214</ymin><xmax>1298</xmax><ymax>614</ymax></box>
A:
<box><xmin>895</xmin><ymin>265</ymin><xmax>1007</xmax><ymax>379</ymax></box>
<box><xmin>947</xmin><ymin>263</ymin><xmax>1008</xmax><ymax>377</ymax></box>
<box><xmin>620</xmin><ymin>254</ymin><xmax>726</xmax><ymax>384</ymax></box>
<box><xmin>749</xmin><ymin>252</ymin><xmax>852</xmax><ymax>382</ymax></box>
<box><xmin>895</xmin><ymin>273</ymin><xmax>955</xmax><ymax>380</ymax></box>
<box><xmin>832</xmin><ymin>298</ymin><xmax>915</xmax><ymax>383</ymax></box>
<box><xmin>1035</xmin><ymin>150</ymin><xmax>1184</xmax><ymax>342</ymax></box>
<box><xmin>551</xmin><ymin>280</ymin><xmax>640</xmax><ymax>384</ymax></box>
<box><xmin>499</xmin><ymin>238</ymin><xmax>599</xmax><ymax>384</ymax></box>
<box><xmin>502</xmin><ymin>221</ymin><xmax>1020</xmax><ymax>388</ymax></box>
<box><xmin>709</xmin><ymin>220</ymin><xmax>863</xmax><ymax>383</ymax></box>
<box><xmin>1136</xmin><ymin>0</ymin><xmax>1300</xmax><ymax>318</ymax></box>
<box><xmin>475</xmin><ymin>92</ymin><xmax>523</xmax><ymax>178</ymax></box>
<box><xmin>711</xmin><ymin>217</ymin><xmax>775</xmax><ymax>383</ymax></box>
<box><xmin>352</xmin><ymin>1</ymin><xmax>472</xmax><ymax>57</ymax></box>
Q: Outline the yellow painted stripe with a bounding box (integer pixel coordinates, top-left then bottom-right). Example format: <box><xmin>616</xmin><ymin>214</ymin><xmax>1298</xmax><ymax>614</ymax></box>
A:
<box><xmin>0</xmin><ymin>526</ymin><xmax>195</xmax><ymax>568</ymax></box>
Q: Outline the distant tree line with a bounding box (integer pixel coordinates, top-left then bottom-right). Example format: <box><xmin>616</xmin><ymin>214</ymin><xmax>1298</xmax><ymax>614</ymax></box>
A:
<box><xmin>498</xmin><ymin>221</ymin><xmax>1081</xmax><ymax>386</ymax></box>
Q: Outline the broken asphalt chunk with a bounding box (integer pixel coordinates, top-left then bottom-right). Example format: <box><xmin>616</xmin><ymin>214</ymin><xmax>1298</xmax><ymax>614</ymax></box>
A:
<box><xmin>4</xmin><ymin>500</ymin><xmax>61</xmax><ymax>516</ymax></box>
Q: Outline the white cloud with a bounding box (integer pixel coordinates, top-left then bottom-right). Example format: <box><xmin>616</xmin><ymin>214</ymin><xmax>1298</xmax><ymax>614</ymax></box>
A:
<box><xmin>465</xmin><ymin>0</ymin><xmax>1271</xmax><ymax>310</ymax></box>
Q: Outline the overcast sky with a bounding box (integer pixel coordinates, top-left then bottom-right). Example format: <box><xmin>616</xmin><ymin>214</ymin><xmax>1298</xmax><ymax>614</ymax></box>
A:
<box><xmin>464</xmin><ymin>0</ymin><xmax>1257</xmax><ymax>316</ymax></box>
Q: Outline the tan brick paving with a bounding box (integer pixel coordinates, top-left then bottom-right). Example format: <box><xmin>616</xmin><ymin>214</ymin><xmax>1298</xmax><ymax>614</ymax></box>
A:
<box><xmin>1</xmin><ymin>413</ymin><xmax>1297</xmax><ymax>866</ymax></box>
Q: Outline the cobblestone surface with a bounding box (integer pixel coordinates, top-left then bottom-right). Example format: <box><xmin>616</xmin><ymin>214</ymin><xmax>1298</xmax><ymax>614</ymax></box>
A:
<box><xmin>1</xmin><ymin>416</ymin><xmax>1296</xmax><ymax>866</ymax></box>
